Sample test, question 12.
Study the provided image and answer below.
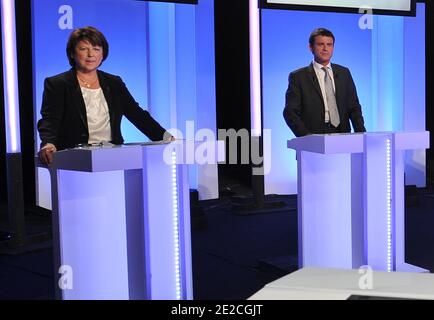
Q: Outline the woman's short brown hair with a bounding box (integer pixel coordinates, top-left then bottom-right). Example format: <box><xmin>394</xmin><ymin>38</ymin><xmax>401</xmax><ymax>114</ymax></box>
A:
<box><xmin>66</xmin><ymin>26</ymin><xmax>109</xmax><ymax>67</ymax></box>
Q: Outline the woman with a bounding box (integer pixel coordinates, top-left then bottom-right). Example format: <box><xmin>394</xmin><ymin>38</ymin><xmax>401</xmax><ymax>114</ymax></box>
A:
<box><xmin>37</xmin><ymin>26</ymin><xmax>171</xmax><ymax>165</ymax></box>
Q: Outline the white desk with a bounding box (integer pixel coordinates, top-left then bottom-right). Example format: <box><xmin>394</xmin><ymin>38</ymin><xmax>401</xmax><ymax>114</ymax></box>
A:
<box><xmin>249</xmin><ymin>267</ymin><xmax>434</xmax><ymax>300</ymax></box>
<box><xmin>38</xmin><ymin>141</ymin><xmax>223</xmax><ymax>300</ymax></box>
<box><xmin>287</xmin><ymin>132</ymin><xmax>429</xmax><ymax>272</ymax></box>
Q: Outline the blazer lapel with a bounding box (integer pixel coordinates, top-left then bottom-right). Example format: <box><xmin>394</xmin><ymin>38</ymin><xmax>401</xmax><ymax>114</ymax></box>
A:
<box><xmin>97</xmin><ymin>71</ymin><xmax>115</xmax><ymax>127</ymax></box>
<box><xmin>307</xmin><ymin>63</ymin><xmax>323</xmax><ymax>100</ymax></box>
<box><xmin>66</xmin><ymin>69</ymin><xmax>88</xmax><ymax>131</ymax></box>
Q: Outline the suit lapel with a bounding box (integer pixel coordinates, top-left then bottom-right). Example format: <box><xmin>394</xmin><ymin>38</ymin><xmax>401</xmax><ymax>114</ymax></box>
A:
<box><xmin>331</xmin><ymin>63</ymin><xmax>342</xmax><ymax>112</ymax></box>
<box><xmin>66</xmin><ymin>69</ymin><xmax>88</xmax><ymax>131</ymax></box>
<box><xmin>307</xmin><ymin>63</ymin><xmax>323</xmax><ymax>100</ymax></box>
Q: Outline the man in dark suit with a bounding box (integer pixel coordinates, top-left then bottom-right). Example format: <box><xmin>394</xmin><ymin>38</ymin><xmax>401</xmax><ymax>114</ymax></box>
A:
<box><xmin>283</xmin><ymin>28</ymin><xmax>366</xmax><ymax>137</ymax></box>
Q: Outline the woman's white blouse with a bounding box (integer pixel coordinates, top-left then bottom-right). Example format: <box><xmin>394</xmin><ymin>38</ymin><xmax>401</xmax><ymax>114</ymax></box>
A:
<box><xmin>80</xmin><ymin>87</ymin><xmax>112</xmax><ymax>144</ymax></box>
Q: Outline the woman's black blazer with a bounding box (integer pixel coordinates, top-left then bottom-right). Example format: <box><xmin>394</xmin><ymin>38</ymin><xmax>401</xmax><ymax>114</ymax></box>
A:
<box><xmin>37</xmin><ymin>69</ymin><xmax>167</xmax><ymax>150</ymax></box>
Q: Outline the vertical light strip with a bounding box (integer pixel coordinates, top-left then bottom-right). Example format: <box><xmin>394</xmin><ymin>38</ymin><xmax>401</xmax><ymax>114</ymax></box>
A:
<box><xmin>168</xmin><ymin>4</ymin><xmax>178</xmax><ymax>130</ymax></box>
<box><xmin>171</xmin><ymin>150</ymin><xmax>182</xmax><ymax>300</ymax></box>
<box><xmin>386</xmin><ymin>139</ymin><xmax>392</xmax><ymax>272</ymax></box>
<box><xmin>249</xmin><ymin>0</ymin><xmax>261</xmax><ymax>137</ymax></box>
<box><xmin>372</xmin><ymin>16</ymin><xmax>404</xmax><ymax>131</ymax></box>
<box><xmin>1</xmin><ymin>0</ymin><xmax>21</xmax><ymax>153</ymax></box>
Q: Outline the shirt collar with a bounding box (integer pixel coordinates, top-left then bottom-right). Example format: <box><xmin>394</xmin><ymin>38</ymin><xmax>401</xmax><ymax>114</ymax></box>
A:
<box><xmin>313</xmin><ymin>60</ymin><xmax>332</xmax><ymax>72</ymax></box>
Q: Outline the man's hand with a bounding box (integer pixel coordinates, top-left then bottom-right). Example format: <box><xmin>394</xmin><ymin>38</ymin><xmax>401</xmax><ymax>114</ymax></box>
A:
<box><xmin>38</xmin><ymin>143</ymin><xmax>57</xmax><ymax>165</ymax></box>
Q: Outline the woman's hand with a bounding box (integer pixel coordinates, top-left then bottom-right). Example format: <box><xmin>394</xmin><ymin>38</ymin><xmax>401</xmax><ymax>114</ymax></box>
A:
<box><xmin>38</xmin><ymin>143</ymin><xmax>57</xmax><ymax>165</ymax></box>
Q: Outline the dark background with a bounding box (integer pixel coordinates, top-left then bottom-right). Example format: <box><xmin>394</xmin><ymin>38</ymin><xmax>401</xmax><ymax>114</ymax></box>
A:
<box><xmin>215</xmin><ymin>0</ymin><xmax>252</xmax><ymax>188</ymax></box>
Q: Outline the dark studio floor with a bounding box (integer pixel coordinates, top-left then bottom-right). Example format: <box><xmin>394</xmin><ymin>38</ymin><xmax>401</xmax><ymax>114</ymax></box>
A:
<box><xmin>0</xmin><ymin>182</ymin><xmax>433</xmax><ymax>300</ymax></box>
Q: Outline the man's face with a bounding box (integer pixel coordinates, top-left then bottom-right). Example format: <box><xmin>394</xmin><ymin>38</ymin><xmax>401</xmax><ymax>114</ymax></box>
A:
<box><xmin>309</xmin><ymin>35</ymin><xmax>334</xmax><ymax>66</ymax></box>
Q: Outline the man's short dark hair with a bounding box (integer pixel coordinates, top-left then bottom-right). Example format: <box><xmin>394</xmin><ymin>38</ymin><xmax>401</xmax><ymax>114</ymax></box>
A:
<box><xmin>309</xmin><ymin>28</ymin><xmax>335</xmax><ymax>46</ymax></box>
<box><xmin>66</xmin><ymin>26</ymin><xmax>109</xmax><ymax>67</ymax></box>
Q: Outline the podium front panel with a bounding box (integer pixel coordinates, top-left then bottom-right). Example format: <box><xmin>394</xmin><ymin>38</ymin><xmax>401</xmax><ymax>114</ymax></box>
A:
<box><xmin>298</xmin><ymin>151</ymin><xmax>363</xmax><ymax>269</ymax></box>
<box><xmin>56</xmin><ymin>170</ymin><xmax>134</xmax><ymax>299</ymax></box>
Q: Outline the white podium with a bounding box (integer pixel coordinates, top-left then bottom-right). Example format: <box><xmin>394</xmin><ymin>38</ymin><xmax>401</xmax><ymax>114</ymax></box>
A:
<box><xmin>38</xmin><ymin>141</ymin><xmax>223</xmax><ymax>300</ymax></box>
<box><xmin>287</xmin><ymin>132</ymin><xmax>429</xmax><ymax>272</ymax></box>
<box><xmin>249</xmin><ymin>267</ymin><xmax>434</xmax><ymax>300</ymax></box>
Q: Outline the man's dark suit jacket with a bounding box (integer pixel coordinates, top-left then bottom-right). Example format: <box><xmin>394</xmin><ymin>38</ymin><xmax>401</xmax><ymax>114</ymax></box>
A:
<box><xmin>37</xmin><ymin>69</ymin><xmax>167</xmax><ymax>150</ymax></box>
<box><xmin>283</xmin><ymin>63</ymin><xmax>366</xmax><ymax>137</ymax></box>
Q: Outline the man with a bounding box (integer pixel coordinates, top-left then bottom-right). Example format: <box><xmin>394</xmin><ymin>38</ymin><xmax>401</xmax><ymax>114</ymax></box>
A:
<box><xmin>283</xmin><ymin>28</ymin><xmax>366</xmax><ymax>137</ymax></box>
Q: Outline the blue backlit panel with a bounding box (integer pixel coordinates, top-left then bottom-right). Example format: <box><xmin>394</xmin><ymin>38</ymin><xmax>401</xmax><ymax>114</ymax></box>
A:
<box><xmin>32</xmin><ymin>0</ymin><xmax>218</xmax><ymax>207</ymax></box>
<box><xmin>136</xmin><ymin>0</ymin><xmax>197</xmax><ymax>3</ymax></box>
<box><xmin>32</xmin><ymin>0</ymin><xmax>151</xmax><ymax>144</ymax></box>
<box><xmin>262</xmin><ymin>4</ymin><xmax>426</xmax><ymax>195</ymax></box>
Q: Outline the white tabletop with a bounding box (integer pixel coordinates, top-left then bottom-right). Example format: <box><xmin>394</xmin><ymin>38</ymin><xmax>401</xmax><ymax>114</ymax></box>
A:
<box><xmin>249</xmin><ymin>267</ymin><xmax>434</xmax><ymax>300</ymax></box>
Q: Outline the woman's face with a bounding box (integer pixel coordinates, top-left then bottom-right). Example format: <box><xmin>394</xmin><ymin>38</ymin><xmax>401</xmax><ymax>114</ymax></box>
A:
<box><xmin>73</xmin><ymin>40</ymin><xmax>103</xmax><ymax>73</ymax></box>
